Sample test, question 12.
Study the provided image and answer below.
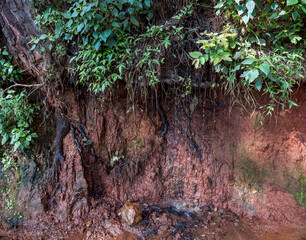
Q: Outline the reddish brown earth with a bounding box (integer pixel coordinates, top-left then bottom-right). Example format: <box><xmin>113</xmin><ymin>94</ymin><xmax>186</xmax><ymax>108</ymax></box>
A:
<box><xmin>0</xmin><ymin>85</ymin><xmax>305</xmax><ymax>239</ymax></box>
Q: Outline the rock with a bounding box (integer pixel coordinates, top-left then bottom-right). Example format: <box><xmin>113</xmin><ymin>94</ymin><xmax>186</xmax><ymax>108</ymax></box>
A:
<box><xmin>118</xmin><ymin>202</ymin><xmax>142</xmax><ymax>226</ymax></box>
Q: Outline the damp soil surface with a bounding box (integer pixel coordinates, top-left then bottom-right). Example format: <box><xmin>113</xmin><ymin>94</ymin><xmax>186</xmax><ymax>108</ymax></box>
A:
<box><xmin>1</xmin><ymin>201</ymin><xmax>306</xmax><ymax>240</ymax></box>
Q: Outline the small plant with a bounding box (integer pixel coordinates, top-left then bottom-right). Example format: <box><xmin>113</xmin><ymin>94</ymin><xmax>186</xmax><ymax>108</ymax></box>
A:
<box><xmin>294</xmin><ymin>174</ymin><xmax>306</xmax><ymax>207</ymax></box>
<box><xmin>0</xmin><ymin>151</ymin><xmax>23</xmax><ymax>220</ymax></box>
<box><xmin>135</xmin><ymin>138</ymin><xmax>143</xmax><ymax>151</ymax></box>
<box><xmin>0</xmin><ymin>47</ymin><xmax>21</xmax><ymax>83</ymax></box>
<box><xmin>0</xmin><ymin>90</ymin><xmax>39</xmax><ymax>151</ymax></box>
<box><xmin>110</xmin><ymin>150</ymin><xmax>123</xmax><ymax>166</ymax></box>
<box><xmin>0</xmin><ymin>48</ymin><xmax>39</xmax><ymax>152</ymax></box>
<box><xmin>1</xmin><ymin>151</ymin><xmax>18</xmax><ymax>172</ymax></box>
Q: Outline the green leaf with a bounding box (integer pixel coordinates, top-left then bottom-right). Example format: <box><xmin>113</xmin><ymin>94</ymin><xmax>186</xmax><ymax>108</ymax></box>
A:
<box><xmin>23</xmin><ymin>140</ymin><xmax>30</xmax><ymax>148</ymax></box>
<box><xmin>112</xmin><ymin>22</ymin><xmax>121</xmax><ymax>28</ymax></box>
<box><xmin>30</xmin><ymin>44</ymin><xmax>36</xmax><ymax>51</ymax></box>
<box><xmin>255</xmin><ymin>79</ymin><xmax>262</xmax><ymax>91</ymax></box>
<box><xmin>233</xmin><ymin>51</ymin><xmax>242</xmax><ymax>60</ymax></box>
<box><xmin>40</xmin><ymin>34</ymin><xmax>48</xmax><ymax>40</ymax></box>
<box><xmin>242</xmin><ymin>14</ymin><xmax>250</xmax><ymax>24</ymax></box>
<box><xmin>292</xmin><ymin>10</ymin><xmax>299</xmax><ymax>21</ymax></box>
<box><xmin>26</xmin><ymin>135</ymin><xmax>32</xmax><ymax>142</ymax></box>
<box><xmin>271</xmin><ymin>2</ymin><xmax>278</xmax><ymax>11</ymax></box>
<box><xmin>287</xmin><ymin>0</ymin><xmax>298</xmax><ymax>6</ymax></box>
<box><xmin>258</xmin><ymin>39</ymin><xmax>266</xmax><ymax>46</ymax></box>
<box><xmin>199</xmin><ymin>56</ymin><xmax>207</xmax><ymax>64</ymax></box>
<box><xmin>130</xmin><ymin>16</ymin><xmax>139</xmax><ymax>26</ymax></box>
<box><xmin>231</xmin><ymin>65</ymin><xmax>241</xmax><ymax>72</ymax></box>
<box><xmin>246</xmin><ymin>0</ymin><xmax>256</xmax><ymax>14</ymax></box>
<box><xmin>100</xmin><ymin>29</ymin><xmax>112</xmax><ymax>42</ymax></box>
<box><xmin>259</xmin><ymin>63</ymin><xmax>270</xmax><ymax>76</ymax></box>
<box><xmin>77</xmin><ymin>22</ymin><xmax>85</xmax><ymax>32</ymax></box>
<box><xmin>241</xmin><ymin>58</ymin><xmax>256</xmax><ymax>65</ymax></box>
<box><xmin>31</xmin><ymin>133</ymin><xmax>38</xmax><ymax>138</ymax></box>
<box><xmin>66</xmin><ymin>19</ymin><xmax>73</xmax><ymax>28</ymax></box>
<box><xmin>71</xmin><ymin>11</ymin><xmax>79</xmax><ymax>18</ymax></box>
<box><xmin>127</xmin><ymin>8</ymin><xmax>134</xmax><ymax>15</ymax></box>
<box><xmin>93</xmin><ymin>32</ymin><xmax>99</xmax><ymax>39</ymax></box>
<box><xmin>144</xmin><ymin>0</ymin><xmax>151</xmax><ymax>8</ymax></box>
<box><xmin>236</xmin><ymin>4</ymin><xmax>246</xmax><ymax>15</ymax></box>
<box><xmin>248</xmin><ymin>69</ymin><xmax>259</xmax><ymax>83</ymax></box>
<box><xmin>213</xmin><ymin>56</ymin><xmax>222</xmax><ymax>65</ymax></box>
<box><xmin>290</xmin><ymin>35</ymin><xmax>302</xmax><ymax>44</ymax></box>
<box><xmin>220</xmin><ymin>52</ymin><xmax>232</xmax><ymax>62</ymax></box>
<box><xmin>14</xmin><ymin>141</ymin><xmax>21</xmax><ymax>151</ymax></box>
<box><xmin>95</xmin><ymin>41</ymin><xmax>101</xmax><ymax>50</ymax></box>
<box><xmin>189</xmin><ymin>51</ymin><xmax>202</xmax><ymax>58</ymax></box>
<box><xmin>288</xmin><ymin>100</ymin><xmax>298</xmax><ymax>108</ymax></box>
<box><xmin>1</xmin><ymin>134</ymin><xmax>8</xmax><ymax>145</ymax></box>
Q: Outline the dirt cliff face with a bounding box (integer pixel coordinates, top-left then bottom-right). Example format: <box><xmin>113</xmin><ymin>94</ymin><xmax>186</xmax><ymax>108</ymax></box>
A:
<box><xmin>13</xmin><ymin>84</ymin><xmax>304</xmax><ymax>229</ymax></box>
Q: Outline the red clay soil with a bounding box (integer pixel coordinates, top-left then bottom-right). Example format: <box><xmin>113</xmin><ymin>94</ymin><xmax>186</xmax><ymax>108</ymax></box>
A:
<box><xmin>1</xmin><ymin>85</ymin><xmax>305</xmax><ymax>239</ymax></box>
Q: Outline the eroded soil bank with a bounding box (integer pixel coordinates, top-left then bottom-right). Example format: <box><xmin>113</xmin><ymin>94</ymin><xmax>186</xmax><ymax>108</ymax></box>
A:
<box><xmin>1</xmin><ymin>84</ymin><xmax>306</xmax><ymax>239</ymax></box>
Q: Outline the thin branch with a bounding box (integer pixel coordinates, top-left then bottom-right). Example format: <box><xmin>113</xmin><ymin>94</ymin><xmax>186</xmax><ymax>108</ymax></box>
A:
<box><xmin>161</xmin><ymin>78</ymin><xmax>212</xmax><ymax>88</ymax></box>
<box><xmin>3</xmin><ymin>83</ymin><xmax>44</xmax><ymax>93</ymax></box>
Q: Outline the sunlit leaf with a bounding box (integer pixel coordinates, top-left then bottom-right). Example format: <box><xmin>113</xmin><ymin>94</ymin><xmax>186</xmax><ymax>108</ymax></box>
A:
<box><xmin>259</xmin><ymin>63</ymin><xmax>270</xmax><ymax>76</ymax></box>
<box><xmin>287</xmin><ymin>0</ymin><xmax>298</xmax><ymax>6</ymax></box>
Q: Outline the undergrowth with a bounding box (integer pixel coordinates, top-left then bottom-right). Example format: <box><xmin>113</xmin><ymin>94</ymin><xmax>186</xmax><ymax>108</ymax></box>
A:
<box><xmin>190</xmin><ymin>0</ymin><xmax>305</xmax><ymax>115</ymax></box>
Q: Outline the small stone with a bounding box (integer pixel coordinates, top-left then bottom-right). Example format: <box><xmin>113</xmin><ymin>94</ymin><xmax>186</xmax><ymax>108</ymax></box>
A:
<box><xmin>118</xmin><ymin>202</ymin><xmax>142</xmax><ymax>226</ymax></box>
<box><xmin>86</xmin><ymin>220</ymin><xmax>92</xmax><ymax>227</ymax></box>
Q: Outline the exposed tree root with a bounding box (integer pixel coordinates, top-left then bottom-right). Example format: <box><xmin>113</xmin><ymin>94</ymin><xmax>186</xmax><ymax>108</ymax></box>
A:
<box><xmin>70</xmin><ymin>123</ymin><xmax>89</xmax><ymax>168</ymax></box>
<box><xmin>52</xmin><ymin>112</ymin><xmax>95</xmax><ymax>178</ymax></box>
<box><xmin>155</xmin><ymin>91</ymin><xmax>168</xmax><ymax>139</ymax></box>
<box><xmin>53</xmin><ymin>111</ymin><xmax>70</xmax><ymax>175</ymax></box>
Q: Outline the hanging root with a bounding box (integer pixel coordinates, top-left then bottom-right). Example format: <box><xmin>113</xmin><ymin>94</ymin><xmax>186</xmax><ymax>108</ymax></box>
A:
<box><xmin>49</xmin><ymin>181</ymin><xmax>62</xmax><ymax>208</ymax></box>
<box><xmin>70</xmin><ymin>123</ymin><xmax>90</xmax><ymax>168</ymax></box>
<box><xmin>189</xmin><ymin>137</ymin><xmax>203</xmax><ymax>162</ymax></box>
<box><xmin>181</xmin><ymin>133</ymin><xmax>203</xmax><ymax>162</ymax></box>
<box><xmin>156</xmin><ymin>97</ymin><xmax>168</xmax><ymax>139</ymax></box>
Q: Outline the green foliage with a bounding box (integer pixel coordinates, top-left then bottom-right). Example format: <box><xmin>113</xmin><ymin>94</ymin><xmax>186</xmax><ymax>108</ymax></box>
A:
<box><xmin>0</xmin><ymin>47</ymin><xmax>21</xmax><ymax>83</ymax></box>
<box><xmin>238</xmin><ymin>150</ymin><xmax>268</xmax><ymax>189</ymax></box>
<box><xmin>0</xmin><ymin>90</ymin><xmax>39</xmax><ymax>151</ymax></box>
<box><xmin>31</xmin><ymin>0</ymin><xmax>153</xmax><ymax>92</ymax></box>
<box><xmin>190</xmin><ymin>0</ymin><xmax>305</xmax><ymax>114</ymax></box>
<box><xmin>1</xmin><ymin>151</ymin><xmax>18</xmax><ymax>172</ymax></box>
<box><xmin>294</xmin><ymin>174</ymin><xmax>306</xmax><ymax>207</ymax></box>
<box><xmin>0</xmin><ymin>48</ymin><xmax>39</xmax><ymax>152</ymax></box>
<box><xmin>32</xmin><ymin>0</ymin><xmax>195</xmax><ymax>92</ymax></box>
<box><xmin>110</xmin><ymin>150</ymin><xmax>123</xmax><ymax>166</ymax></box>
<box><xmin>0</xmin><ymin>151</ymin><xmax>23</xmax><ymax>220</ymax></box>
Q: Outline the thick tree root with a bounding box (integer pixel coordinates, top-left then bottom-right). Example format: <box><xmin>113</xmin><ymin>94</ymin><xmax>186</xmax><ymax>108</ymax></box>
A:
<box><xmin>52</xmin><ymin>112</ymin><xmax>94</xmax><ymax>177</ymax></box>
<box><xmin>53</xmin><ymin>111</ymin><xmax>70</xmax><ymax>175</ymax></box>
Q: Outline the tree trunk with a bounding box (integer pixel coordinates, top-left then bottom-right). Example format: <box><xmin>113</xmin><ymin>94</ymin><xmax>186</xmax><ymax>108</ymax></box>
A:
<box><xmin>0</xmin><ymin>0</ymin><xmax>90</xmax><ymax>222</ymax></box>
<box><xmin>0</xmin><ymin>0</ymin><xmax>46</xmax><ymax>77</ymax></box>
